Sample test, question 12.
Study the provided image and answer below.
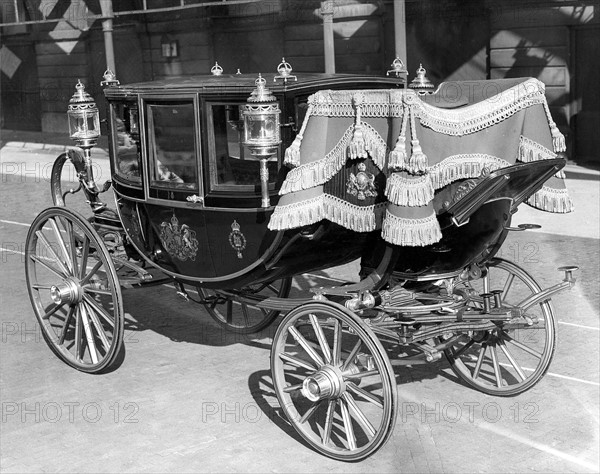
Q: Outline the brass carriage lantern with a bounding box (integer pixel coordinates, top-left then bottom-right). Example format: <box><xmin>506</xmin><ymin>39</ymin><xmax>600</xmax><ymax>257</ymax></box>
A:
<box><xmin>67</xmin><ymin>80</ymin><xmax>100</xmax><ymax>153</ymax></box>
<box><xmin>243</xmin><ymin>74</ymin><xmax>281</xmax><ymax>208</ymax></box>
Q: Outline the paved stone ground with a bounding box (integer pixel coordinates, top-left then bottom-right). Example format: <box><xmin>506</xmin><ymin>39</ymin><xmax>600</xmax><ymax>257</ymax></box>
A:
<box><xmin>1</xmin><ymin>142</ymin><xmax>598</xmax><ymax>473</ymax></box>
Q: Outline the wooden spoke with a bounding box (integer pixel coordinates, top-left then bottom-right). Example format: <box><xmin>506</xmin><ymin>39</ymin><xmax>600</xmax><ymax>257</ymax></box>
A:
<box><xmin>283</xmin><ymin>384</ymin><xmax>302</xmax><ymax>393</ymax></box>
<box><xmin>279</xmin><ymin>352</ymin><xmax>316</xmax><ymax>371</ymax></box>
<box><xmin>309</xmin><ymin>313</ymin><xmax>332</xmax><ymax>364</ymax></box>
<box><xmin>499</xmin><ymin>340</ymin><xmax>526</xmax><ymax>382</ymax></box>
<box><xmin>347</xmin><ymin>369</ymin><xmax>379</xmax><ymax>380</ymax></box>
<box><xmin>241</xmin><ymin>304</ymin><xmax>250</xmax><ymax>328</ymax></box>
<box><xmin>472</xmin><ymin>344</ymin><xmax>487</xmax><ymax>379</ymax></box>
<box><xmin>343</xmin><ymin>393</ymin><xmax>376</xmax><ymax>438</ymax></box>
<box><xmin>34</xmin><ymin>232</ymin><xmax>70</xmax><ymax>277</ymax></box>
<box><xmin>79</xmin><ymin>235</ymin><xmax>90</xmax><ymax>280</ymax></box>
<box><xmin>322</xmin><ymin>399</ymin><xmax>337</xmax><ymax>446</ymax></box>
<box><xmin>83</xmin><ymin>287</ymin><xmax>112</xmax><ymax>296</ymax></box>
<box><xmin>74</xmin><ymin>307</ymin><xmax>83</xmax><ymax>362</ymax></box>
<box><xmin>83</xmin><ymin>294</ymin><xmax>115</xmax><ymax>328</ymax></box>
<box><xmin>43</xmin><ymin>302</ymin><xmax>65</xmax><ymax>320</ymax></box>
<box><xmin>332</xmin><ymin>319</ymin><xmax>342</xmax><ymax>366</ymax></box>
<box><xmin>58</xmin><ymin>305</ymin><xmax>76</xmax><ymax>346</ymax></box>
<box><xmin>80</xmin><ymin>305</ymin><xmax>99</xmax><ymax>364</ymax></box>
<box><xmin>341</xmin><ymin>340</ymin><xmax>362</xmax><ymax>371</ymax></box>
<box><xmin>339</xmin><ymin>398</ymin><xmax>357</xmax><ymax>451</ymax></box>
<box><xmin>490</xmin><ymin>345</ymin><xmax>503</xmax><ymax>388</ymax></box>
<box><xmin>48</xmin><ymin>218</ymin><xmax>73</xmax><ymax>274</ymax></box>
<box><xmin>300</xmin><ymin>403</ymin><xmax>320</xmax><ymax>424</ymax></box>
<box><xmin>84</xmin><ymin>300</ymin><xmax>111</xmax><ymax>351</ymax></box>
<box><xmin>452</xmin><ymin>339</ymin><xmax>475</xmax><ymax>359</ymax></box>
<box><xmin>30</xmin><ymin>254</ymin><xmax>66</xmax><ymax>280</ymax></box>
<box><xmin>346</xmin><ymin>381</ymin><xmax>383</xmax><ymax>409</ymax></box>
<box><xmin>80</xmin><ymin>260</ymin><xmax>103</xmax><ymax>286</ymax></box>
<box><xmin>288</xmin><ymin>326</ymin><xmax>325</xmax><ymax>367</ymax></box>
<box><xmin>502</xmin><ymin>273</ymin><xmax>515</xmax><ymax>302</ymax></box>
<box><xmin>226</xmin><ymin>300</ymin><xmax>233</xmax><ymax>324</ymax></box>
<box><xmin>504</xmin><ymin>335</ymin><xmax>542</xmax><ymax>359</ymax></box>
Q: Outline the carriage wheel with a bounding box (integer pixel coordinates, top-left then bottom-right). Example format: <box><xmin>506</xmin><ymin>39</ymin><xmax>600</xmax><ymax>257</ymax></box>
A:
<box><xmin>198</xmin><ymin>277</ymin><xmax>292</xmax><ymax>334</ymax></box>
<box><xmin>271</xmin><ymin>301</ymin><xmax>397</xmax><ymax>461</ymax></box>
<box><xmin>444</xmin><ymin>258</ymin><xmax>556</xmax><ymax>396</ymax></box>
<box><xmin>25</xmin><ymin>207</ymin><xmax>124</xmax><ymax>373</ymax></box>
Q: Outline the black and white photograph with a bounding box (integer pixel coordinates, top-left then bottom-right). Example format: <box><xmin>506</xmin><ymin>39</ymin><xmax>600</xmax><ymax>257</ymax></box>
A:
<box><xmin>1</xmin><ymin>0</ymin><xmax>599</xmax><ymax>472</ymax></box>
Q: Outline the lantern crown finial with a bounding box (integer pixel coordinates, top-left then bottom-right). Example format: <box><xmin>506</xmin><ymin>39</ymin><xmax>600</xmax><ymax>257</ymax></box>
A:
<box><xmin>248</xmin><ymin>73</ymin><xmax>276</xmax><ymax>103</ymax></box>
<box><xmin>409</xmin><ymin>63</ymin><xmax>435</xmax><ymax>92</ymax></box>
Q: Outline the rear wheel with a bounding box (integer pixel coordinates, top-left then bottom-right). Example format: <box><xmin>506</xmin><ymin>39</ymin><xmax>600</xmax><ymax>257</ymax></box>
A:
<box><xmin>25</xmin><ymin>207</ymin><xmax>124</xmax><ymax>373</ymax></box>
<box><xmin>199</xmin><ymin>277</ymin><xmax>292</xmax><ymax>334</ymax></box>
<box><xmin>271</xmin><ymin>301</ymin><xmax>397</xmax><ymax>461</ymax></box>
<box><xmin>444</xmin><ymin>258</ymin><xmax>556</xmax><ymax>396</ymax></box>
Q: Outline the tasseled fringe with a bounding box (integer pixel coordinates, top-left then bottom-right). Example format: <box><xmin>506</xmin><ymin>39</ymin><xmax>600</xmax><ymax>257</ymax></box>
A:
<box><xmin>389</xmin><ymin>110</ymin><xmax>409</xmax><ymax>170</ymax></box>
<box><xmin>385</xmin><ymin>173</ymin><xmax>434</xmax><ymax>206</ymax></box>
<box><xmin>541</xmin><ymin>100</ymin><xmax>567</xmax><ymax>153</ymax></box>
<box><xmin>280</xmin><ymin>126</ymin><xmax>354</xmax><ymax>195</ymax></box>
<box><xmin>408</xmin><ymin>139</ymin><xmax>428</xmax><ymax>174</ymax></box>
<box><xmin>551</xmin><ymin>126</ymin><xmax>566</xmax><ymax>153</ymax></box>
<box><xmin>284</xmin><ymin>139</ymin><xmax>302</xmax><ymax>168</ymax></box>
<box><xmin>323</xmin><ymin>195</ymin><xmax>386</xmax><ymax>232</ymax></box>
<box><xmin>268</xmin><ymin>195</ymin><xmax>324</xmax><ymax>230</ymax></box>
<box><xmin>518</xmin><ymin>136</ymin><xmax>566</xmax><ymax>179</ymax></box>
<box><xmin>428</xmin><ymin>155</ymin><xmax>510</xmax><ymax>190</ymax></box>
<box><xmin>348</xmin><ymin>93</ymin><xmax>367</xmax><ymax>160</ymax></box>
<box><xmin>283</xmin><ymin>104</ymin><xmax>313</xmax><ymax>168</ymax></box>
<box><xmin>268</xmin><ymin>193</ymin><xmax>386</xmax><ymax>232</ymax></box>
<box><xmin>381</xmin><ymin>210</ymin><xmax>442</xmax><ymax>247</ymax></box>
<box><xmin>526</xmin><ymin>186</ymin><xmax>574</xmax><ymax>213</ymax></box>
<box><xmin>405</xmin><ymin>108</ymin><xmax>428</xmax><ymax>174</ymax></box>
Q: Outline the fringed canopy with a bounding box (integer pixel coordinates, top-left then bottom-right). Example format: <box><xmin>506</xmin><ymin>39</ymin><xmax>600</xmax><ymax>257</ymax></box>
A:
<box><xmin>269</xmin><ymin>77</ymin><xmax>573</xmax><ymax>247</ymax></box>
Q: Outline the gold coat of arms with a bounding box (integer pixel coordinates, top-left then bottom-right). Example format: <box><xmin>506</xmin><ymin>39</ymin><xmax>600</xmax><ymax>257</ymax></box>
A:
<box><xmin>159</xmin><ymin>214</ymin><xmax>199</xmax><ymax>261</ymax></box>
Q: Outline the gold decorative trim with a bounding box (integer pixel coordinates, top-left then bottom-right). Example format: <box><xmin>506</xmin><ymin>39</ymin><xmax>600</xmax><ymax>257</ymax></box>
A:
<box><xmin>518</xmin><ymin>135</ymin><xmax>565</xmax><ymax>178</ymax></box>
<box><xmin>268</xmin><ymin>193</ymin><xmax>386</xmax><ymax>232</ymax></box>
<box><xmin>381</xmin><ymin>210</ymin><xmax>442</xmax><ymax>246</ymax></box>
<box><xmin>428</xmin><ymin>154</ymin><xmax>511</xmax><ymax>189</ymax></box>
<box><xmin>385</xmin><ymin>172</ymin><xmax>434</xmax><ymax>206</ymax></box>
<box><xmin>526</xmin><ymin>186</ymin><xmax>574</xmax><ymax>213</ymax></box>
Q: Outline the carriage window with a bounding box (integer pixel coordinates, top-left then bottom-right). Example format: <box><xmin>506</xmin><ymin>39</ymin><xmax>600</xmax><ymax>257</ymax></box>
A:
<box><xmin>111</xmin><ymin>102</ymin><xmax>142</xmax><ymax>184</ymax></box>
<box><xmin>147</xmin><ymin>102</ymin><xmax>198</xmax><ymax>190</ymax></box>
<box><xmin>208</xmin><ymin>103</ymin><xmax>278</xmax><ymax>191</ymax></box>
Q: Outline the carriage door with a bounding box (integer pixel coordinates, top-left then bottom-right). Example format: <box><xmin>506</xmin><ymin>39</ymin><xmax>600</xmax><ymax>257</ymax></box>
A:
<box><xmin>142</xmin><ymin>97</ymin><xmax>213</xmax><ymax>276</ymax></box>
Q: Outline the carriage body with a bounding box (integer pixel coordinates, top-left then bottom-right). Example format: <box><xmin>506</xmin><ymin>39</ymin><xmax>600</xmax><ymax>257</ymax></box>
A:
<box><xmin>25</xmin><ymin>67</ymin><xmax>579</xmax><ymax>462</ymax></box>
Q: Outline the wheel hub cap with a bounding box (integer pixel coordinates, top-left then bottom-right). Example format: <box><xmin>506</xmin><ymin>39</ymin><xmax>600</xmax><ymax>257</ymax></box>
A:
<box><xmin>301</xmin><ymin>365</ymin><xmax>345</xmax><ymax>402</ymax></box>
<box><xmin>50</xmin><ymin>280</ymin><xmax>82</xmax><ymax>305</ymax></box>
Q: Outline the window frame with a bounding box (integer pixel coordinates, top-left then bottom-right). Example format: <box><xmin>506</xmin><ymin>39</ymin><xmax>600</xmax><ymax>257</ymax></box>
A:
<box><xmin>109</xmin><ymin>100</ymin><xmax>143</xmax><ymax>186</ymax></box>
<box><xmin>140</xmin><ymin>95</ymin><xmax>203</xmax><ymax>204</ymax></box>
<box><xmin>204</xmin><ymin>100</ymin><xmax>281</xmax><ymax>195</ymax></box>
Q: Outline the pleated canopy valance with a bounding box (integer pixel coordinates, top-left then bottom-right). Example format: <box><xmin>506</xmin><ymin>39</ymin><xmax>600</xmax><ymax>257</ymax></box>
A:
<box><xmin>268</xmin><ymin>77</ymin><xmax>573</xmax><ymax>246</ymax></box>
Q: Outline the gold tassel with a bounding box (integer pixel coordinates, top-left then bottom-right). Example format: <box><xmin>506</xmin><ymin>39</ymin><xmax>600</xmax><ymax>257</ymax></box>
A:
<box><xmin>348</xmin><ymin>93</ymin><xmax>367</xmax><ymax>160</ymax></box>
<box><xmin>284</xmin><ymin>139</ymin><xmax>302</xmax><ymax>167</ymax></box>
<box><xmin>409</xmin><ymin>139</ymin><xmax>428</xmax><ymax>174</ymax></box>
<box><xmin>550</xmin><ymin>124</ymin><xmax>566</xmax><ymax>153</ymax></box>
<box><xmin>389</xmin><ymin>109</ymin><xmax>408</xmax><ymax>170</ymax></box>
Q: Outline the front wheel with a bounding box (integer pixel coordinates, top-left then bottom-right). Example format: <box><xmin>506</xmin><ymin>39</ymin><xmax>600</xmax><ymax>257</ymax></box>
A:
<box><xmin>25</xmin><ymin>207</ymin><xmax>124</xmax><ymax>373</ymax></box>
<box><xmin>444</xmin><ymin>258</ymin><xmax>556</xmax><ymax>396</ymax></box>
<box><xmin>271</xmin><ymin>301</ymin><xmax>397</xmax><ymax>461</ymax></box>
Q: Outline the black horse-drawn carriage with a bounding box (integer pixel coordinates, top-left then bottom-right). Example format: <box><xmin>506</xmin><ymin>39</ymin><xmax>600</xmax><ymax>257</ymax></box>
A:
<box><xmin>25</xmin><ymin>61</ymin><xmax>577</xmax><ymax>460</ymax></box>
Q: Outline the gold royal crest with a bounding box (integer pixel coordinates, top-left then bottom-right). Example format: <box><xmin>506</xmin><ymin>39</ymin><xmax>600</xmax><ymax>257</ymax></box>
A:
<box><xmin>159</xmin><ymin>214</ymin><xmax>199</xmax><ymax>262</ymax></box>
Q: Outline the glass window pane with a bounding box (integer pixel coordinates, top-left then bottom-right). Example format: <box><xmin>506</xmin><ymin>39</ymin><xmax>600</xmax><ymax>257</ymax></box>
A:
<box><xmin>112</xmin><ymin>103</ymin><xmax>141</xmax><ymax>183</ymax></box>
<box><xmin>148</xmin><ymin>102</ymin><xmax>197</xmax><ymax>190</ymax></box>
<box><xmin>210</xmin><ymin>104</ymin><xmax>278</xmax><ymax>190</ymax></box>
